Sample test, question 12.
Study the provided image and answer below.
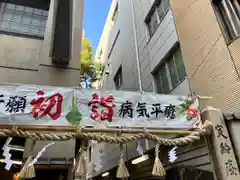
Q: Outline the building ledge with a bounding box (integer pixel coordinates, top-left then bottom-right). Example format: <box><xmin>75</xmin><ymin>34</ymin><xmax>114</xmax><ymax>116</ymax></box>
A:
<box><xmin>223</xmin><ymin>112</ymin><xmax>240</xmax><ymax>121</ymax></box>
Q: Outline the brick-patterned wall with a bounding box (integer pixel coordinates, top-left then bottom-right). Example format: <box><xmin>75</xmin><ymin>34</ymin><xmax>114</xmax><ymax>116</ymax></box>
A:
<box><xmin>228</xmin><ymin>38</ymin><xmax>240</xmax><ymax>75</ymax></box>
<box><xmin>171</xmin><ymin>0</ymin><xmax>240</xmax><ymax>113</ymax></box>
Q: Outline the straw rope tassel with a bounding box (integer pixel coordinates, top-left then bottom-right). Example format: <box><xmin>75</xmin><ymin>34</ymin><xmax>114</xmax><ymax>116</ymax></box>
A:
<box><xmin>19</xmin><ymin>140</ymin><xmax>36</xmax><ymax>179</ymax></box>
<box><xmin>86</xmin><ymin>154</ymin><xmax>93</xmax><ymax>180</ymax></box>
<box><xmin>74</xmin><ymin>147</ymin><xmax>87</xmax><ymax>177</ymax></box>
<box><xmin>152</xmin><ymin>143</ymin><xmax>165</xmax><ymax>176</ymax></box>
<box><xmin>116</xmin><ymin>144</ymin><xmax>129</xmax><ymax>178</ymax></box>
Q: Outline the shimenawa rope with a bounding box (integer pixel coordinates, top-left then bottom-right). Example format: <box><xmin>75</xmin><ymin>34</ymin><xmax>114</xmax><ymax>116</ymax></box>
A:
<box><xmin>1</xmin><ymin>121</ymin><xmax>212</xmax><ymax>178</ymax></box>
<box><xmin>0</xmin><ymin>120</ymin><xmax>212</xmax><ymax>146</ymax></box>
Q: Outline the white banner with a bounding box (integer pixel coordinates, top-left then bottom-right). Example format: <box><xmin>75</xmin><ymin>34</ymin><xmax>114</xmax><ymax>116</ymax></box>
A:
<box><xmin>0</xmin><ymin>84</ymin><xmax>200</xmax><ymax>129</ymax></box>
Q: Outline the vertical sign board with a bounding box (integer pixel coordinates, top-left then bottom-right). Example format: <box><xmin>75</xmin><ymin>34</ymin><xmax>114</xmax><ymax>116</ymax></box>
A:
<box><xmin>202</xmin><ymin>107</ymin><xmax>240</xmax><ymax>180</ymax></box>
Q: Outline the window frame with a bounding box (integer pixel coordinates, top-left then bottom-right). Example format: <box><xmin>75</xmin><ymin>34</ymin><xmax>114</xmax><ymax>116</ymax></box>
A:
<box><xmin>114</xmin><ymin>66</ymin><xmax>123</xmax><ymax>90</ymax></box>
<box><xmin>156</xmin><ymin>0</ymin><xmax>165</xmax><ymax>22</ymax></box>
<box><xmin>145</xmin><ymin>0</ymin><xmax>170</xmax><ymax>39</ymax></box>
<box><xmin>145</xmin><ymin>9</ymin><xmax>159</xmax><ymax>37</ymax></box>
<box><xmin>0</xmin><ymin>2</ymin><xmax>49</xmax><ymax>39</ymax></box>
<box><xmin>168</xmin><ymin>55</ymin><xmax>179</xmax><ymax>88</ymax></box>
<box><xmin>212</xmin><ymin>0</ymin><xmax>240</xmax><ymax>44</ymax></box>
<box><xmin>153</xmin><ymin>46</ymin><xmax>187</xmax><ymax>94</ymax></box>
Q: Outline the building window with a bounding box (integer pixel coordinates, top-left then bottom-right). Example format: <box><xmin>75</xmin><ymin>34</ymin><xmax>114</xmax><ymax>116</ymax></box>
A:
<box><xmin>213</xmin><ymin>0</ymin><xmax>240</xmax><ymax>43</ymax></box>
<box><xmin>156</xmin><ymin>0</ymin><xmax>169</xmax><ymax>22</ymax></box>
<box><xmin>154</xmin><ymin>47</ymin><xmax>187</xmax><ymax>94</ymax></box>
<box><xmin>114</xmin><ymin>66</ymin><xmax>122</xmax><ymax>90</ymax></box>
<box><xmin>145</xmin><ymin>0</ymin><xmax>170</xmax><ymax>37</ymax></box>
<box><xmin>0</xmin><ymin>2</ymin><xmax>49</xmax><ymax>38</ymax></box>
<box><xmin>112</xmin><ymin>3</ymin><xmax>118</xmax><ymax>23</ymax></box>
<box><xmin>146</xmin><ymin>10</ymin><xmax>158</xmax><ymax>37</ymax></box>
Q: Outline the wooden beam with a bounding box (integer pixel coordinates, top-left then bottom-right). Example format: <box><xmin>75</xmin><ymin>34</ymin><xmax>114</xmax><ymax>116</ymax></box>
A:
<box><xmin>0</xmin><ymin>125</ymin><xmax>201</xmax><ymax>136</ymax></box>
<box><xmin>34</xmin><ymin>164</ymin><xmax>69</xmax><ymax>169</ymax></box>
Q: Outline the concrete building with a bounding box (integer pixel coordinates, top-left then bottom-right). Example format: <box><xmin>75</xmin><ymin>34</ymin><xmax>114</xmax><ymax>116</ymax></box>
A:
<box><xmin>90</xmin><ymin>0</ymin><xmax>214</xmax><ymax>179</ymax></box>
<box><xmin>94</xmin><ymin>0</ymin><xmax>119</xmax><ymax>89</ymax></box>
<box><xmin>0</xmin><ymin>0</ymin><xmax>84</xmax><ymax>179</ymax></box>
<box><xmin>91</xmin><ymin>0</ymin><xmax>240</xmax><ymax>179</ymax></box>
<box><xmin>98</xmin><ymin>0</ymin><xmax>191</xmax><ymax>95</ymax></box>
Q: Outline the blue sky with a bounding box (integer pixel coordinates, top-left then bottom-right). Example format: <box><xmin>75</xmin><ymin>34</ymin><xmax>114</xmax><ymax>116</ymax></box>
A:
<box><xmin>83</xmin><ymin>0</ymin><xmax>112</xmax><ymax>55</ymax></box>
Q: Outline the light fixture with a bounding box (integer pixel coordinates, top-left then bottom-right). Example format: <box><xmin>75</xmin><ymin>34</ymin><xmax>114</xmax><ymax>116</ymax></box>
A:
<box><xmin>0</xmin><ymin>159</ymin><xmax>22</xmax><ymax>165</ymax></box>
<box><xmin>8</xmin><ymin>145</ymin><xmax>25</xmax><ymax>152</ymax></box>
<box><xmin>131</xmin><ymin>154</ymin><xmax>149</xmax><ymax>165</ymax></box>
<box><xmin>102</xmin><ymin>172</ymin><xmax>109</xmax><ymax>177</ymax></box>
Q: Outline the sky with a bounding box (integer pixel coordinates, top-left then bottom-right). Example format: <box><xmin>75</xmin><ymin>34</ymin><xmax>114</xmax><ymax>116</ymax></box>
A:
<box><xmin>83</xmin><ymin>0</ymin><xmax>112</xmax><ymax>55</ymax></box>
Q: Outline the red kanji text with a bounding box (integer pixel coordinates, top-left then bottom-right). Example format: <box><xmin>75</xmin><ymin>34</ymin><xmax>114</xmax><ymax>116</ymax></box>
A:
<box><xmin>31</xmin><ymin>90</ymin><xmax>63</xmax><ymax>120</ymax></box>
<box><xmin>88</xmin><ymin>93</ymin><xmax>115</xmax><ymax>122</ymax></box>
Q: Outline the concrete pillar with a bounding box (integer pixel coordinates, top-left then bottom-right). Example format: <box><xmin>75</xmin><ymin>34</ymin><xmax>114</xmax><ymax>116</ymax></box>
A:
<box><xmin>39</xmin><ymin>0</ymin><xmax>58</xmax><ymax>64</ymax></box>
<box><xmin>68</xmin><ymin>165</ymin><xmax>74</xmax><ymax>180</ymax></box>
<box><xmin>71</xmin><ymin>0</ymin><xmax>84</xmax><ymax>66</ymax></box>
<box><xmin>202</xmin><ymin>107</ymin><xmax>240</xmax><ymax>180</ymax></box>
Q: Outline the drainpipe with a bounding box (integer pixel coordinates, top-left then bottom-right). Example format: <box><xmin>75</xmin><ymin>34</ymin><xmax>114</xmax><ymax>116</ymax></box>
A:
<box><xmin>130</xmin><ymin>0</ymin><xmax>143</xmax><ymax>92</ymax></box>
<box><xmin>130</xmin><ymin>0</ymin><xmax>149</xmax><ymax>152</ymax></box>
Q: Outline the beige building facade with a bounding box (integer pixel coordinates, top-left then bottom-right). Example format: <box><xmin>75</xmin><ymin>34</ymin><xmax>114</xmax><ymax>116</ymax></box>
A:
<box><xmin>0</xmin><ymin>0</ymin><xmax>84</xmax><ymax>179</ymax></box>
<box><xmin>172</xmin><ymin>0</ymin><xmax>240</xmax><ymax>176</ymax></box>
